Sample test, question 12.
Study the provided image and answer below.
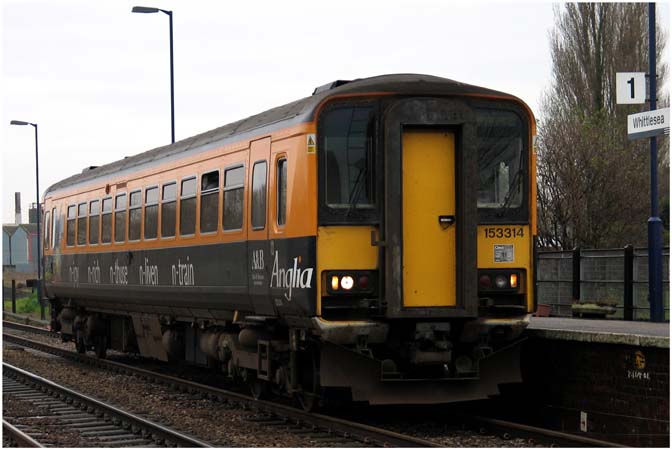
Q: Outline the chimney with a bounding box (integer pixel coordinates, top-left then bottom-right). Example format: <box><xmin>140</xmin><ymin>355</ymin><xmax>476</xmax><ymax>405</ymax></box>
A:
<box><xmin>15</xmin><ymin>192</ymin><xmax>21</xmax><ymax>224</ymax></box>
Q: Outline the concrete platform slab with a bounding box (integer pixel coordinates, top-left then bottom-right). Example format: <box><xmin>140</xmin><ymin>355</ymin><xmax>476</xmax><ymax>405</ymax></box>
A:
<box><xmin>528</xmin><ymin>317</ymin><xmax>669</xmax><ymax>348</ymax></box>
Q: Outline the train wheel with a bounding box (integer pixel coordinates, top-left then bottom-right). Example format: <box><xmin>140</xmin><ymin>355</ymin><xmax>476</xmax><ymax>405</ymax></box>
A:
<box><xmin>295</xmin><ymin>345</ymin><xmax>320</xmax><ymax>412</ymax></box>
<box><xmin>94</xmin><ymin>335</ymin><xmax>107</xmax><ymax>359</ymax></box>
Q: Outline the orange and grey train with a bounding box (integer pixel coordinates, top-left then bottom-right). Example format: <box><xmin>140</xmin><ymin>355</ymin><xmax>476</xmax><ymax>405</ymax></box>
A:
<box><xmin>43</xmin><ymin>74</ymin><xmax>537</xmax><ymax>408</ymax></box>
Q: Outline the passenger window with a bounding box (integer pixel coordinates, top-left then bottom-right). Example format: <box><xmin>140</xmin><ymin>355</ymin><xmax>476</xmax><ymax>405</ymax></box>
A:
<box><xmin>44</xmin><ymin>210</ymin><xmax>51</xmax><ymax>249</ymax></box>
<box><xmin>52</xmin><ymin>207</ymin><xmax>60</xmax><ymax>249</ymax></box>
<box><xmin>114</xmin><ymin>193</ymin><xmax>127</xmax><ymax>243</ymax></box>
<box><xmin>101</xmin><ymin>197</ymin><xmax>112</xmax><ymax>243</ymax></box>
<box><xmin>223</xmin><ymin>166</ymin><xmax>244</xmax><ymax>231</ymax></box>
<box><xmin>144</xmin><ymin>187</ymin><xmax>159</xmax><ymax>239</ymax></box>
<box><xmin>476</xmin><ymin>109</ymin><xmax>524</xmax><ymax>209</ymax></box>
<box><xmin>66</xmin><ymin>205</ymin><xmax>76</xmax><ymax>246</ymax></box>
<box><xmin>129</xmin><ymin>190</ymin><xmax>142</xmax><ymax>241</ymax></box>
<box><xmin>161</xmin><ymin>182</ymin><xmax>177</xmax><ymax>238</ymax></box>
<box><xmin>322</xmin><ymin>105</ymin><xmax>376</xmax><ymax>208</ymax></box>
<box><xmin>200</xmin><ymin>171</ymin><xmax>219</xmax><ymax>233</ymax></box>
<box><xmin>89</xmin><ymin>200</ymin><xmax>100</xmax><ymax>245</ymax></box>
<box><xmin>277</xmin><ymin>159</ymin><xmax>287</xmax><ymax>226</ymax></box>
<box><xmin>77</xmin><ymin>203</ymin><xmax>87</xmax><ymax>246</ymax></box>
<box><xmin>251</xmin><ymin>162</ymin><xmax>267</xmax><ymax>230</ymax></box>
<box><xmin>180</xmin><ymin>177</ymin><xmax>197</xmax><ymax>236</ymax></box>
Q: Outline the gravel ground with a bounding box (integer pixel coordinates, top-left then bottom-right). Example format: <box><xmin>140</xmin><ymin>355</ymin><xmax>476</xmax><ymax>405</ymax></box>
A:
<box><xmin>3</xmin><ymin>328</ymin><xmax>542</xmax><ymax>447</ymax></box>
<box><xmin>2</xmin><ymin>343</ymin><xmax>340</xmax><ymax>447</ymax></box>
<box><xmin>386</xmin><ymin>421</ymin><xmax>538</xmax><ymax>447</ymax></box>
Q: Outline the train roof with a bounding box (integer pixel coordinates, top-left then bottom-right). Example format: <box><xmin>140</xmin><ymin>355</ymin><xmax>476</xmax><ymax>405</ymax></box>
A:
<box><xmin>45</xmin><ymin>73</ymin><xmax>519</xmax><ymax>196</ymax></box>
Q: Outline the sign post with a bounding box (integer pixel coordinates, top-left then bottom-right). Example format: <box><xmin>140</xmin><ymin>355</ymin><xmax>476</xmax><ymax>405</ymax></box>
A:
<box><xmin>646</xmin><ymin>2</ymin><xmax>664</xmax><ymax>323</ymax></box>
<box><xmin>618</xmin><ymin>4</ymin><xmax>666</xmax><ymax>322</ymax></box>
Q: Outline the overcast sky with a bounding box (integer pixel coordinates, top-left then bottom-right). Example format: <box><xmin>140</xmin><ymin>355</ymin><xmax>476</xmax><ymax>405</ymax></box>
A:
<box><xmin>1</xmin><ymin>0</ymin><xmax>669</xmax><ymax>224</ymax></box>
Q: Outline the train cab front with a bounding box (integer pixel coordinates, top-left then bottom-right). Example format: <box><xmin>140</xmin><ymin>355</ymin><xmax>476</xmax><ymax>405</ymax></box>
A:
<box><xmin>312</xmin><ymin>85</ymin><xmax>535</xmax><ymax>405</ymax></box>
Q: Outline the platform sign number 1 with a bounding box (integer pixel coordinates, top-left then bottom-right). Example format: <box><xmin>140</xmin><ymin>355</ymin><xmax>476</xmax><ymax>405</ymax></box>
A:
<box><xmin>616</xmin><ymin>72</ymin><xmax>646</xmax><ymax>104</ymax></box>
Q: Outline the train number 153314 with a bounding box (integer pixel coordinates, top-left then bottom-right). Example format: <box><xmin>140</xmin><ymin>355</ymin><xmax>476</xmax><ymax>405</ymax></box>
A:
<box><xmin>483</xmin><ymin>227</ymin><xmax>525</xmax><ymax>239</ymax></box>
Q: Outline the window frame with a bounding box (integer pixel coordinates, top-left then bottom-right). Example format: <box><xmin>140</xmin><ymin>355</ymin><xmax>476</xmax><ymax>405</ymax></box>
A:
<box><xmin>317</xmin><ymin>99</ymin><xmax>381</xmax><ymax>225</ymax></box>
<box><xmin>51</xmin><ymin>207</ymin><xmax>58</xmax><ymax>249</ymax></box>
<box><xmin>76</xmin><ymin>202</ymin><xmax>87</xmax><ymax>246</ymax></box>
<box><xmin>114</xmin><ymin>192</ymin><xmax>127</xmax><ymax>244</ymax></box>
<box><xmin>473</xmin><ymin>102</ymin><xmax>530</xmax><ymax>225</ymax></box>
<box><xmin>251</xmin><ymin>161</ymin><xmax>267</xmax><ymax>231</ymax></box>
<box><xmin>88</xmin><ymin>199</ymin><xmax>100</xmax><ymax>246</ymax></box>
<box><xmin>160</xmin><ymin>181</ymin><xmax>177</xmax><ymax>239</ymax></box>
<box><xmin>276</xmin><ymin>157</ymin><xmax>287</xmax><ymax>227</ymax></box>
<box><xmin>199</xmin><ymin>169</ymin><xmax>220</xmax><ymax>235</ymax></box>
<box><xmin>179</xmin><ymin>175</ymin><xmax>197</xmax><ymax>237</ymax></box>
<box><xmin>223</xmin><ymin>163</ymin><xmax>245</xmax><ymax>232</ymax></box>
<box><xmin>44</xmin><ymin>210</ymin><xmax>51</xmax><ymax>250</ymax></box>
<box><xmin>143</xmin><ymin>185</ymin><xmax>159</xmax><ymax>241</ymax></box>
<box><xmin>128</xmin><ymin>189</ymin><xmax>142</xmax><ymax>242</ymax></box>
<box><xmin>66</xmin><ymin>204</ymin><xmax>76</xmax><ymax>247</ymax></box>
<box><xmin>101</xmin><ymin>196</ymin><xmax>113</xmax><ymax>245</ymax></box>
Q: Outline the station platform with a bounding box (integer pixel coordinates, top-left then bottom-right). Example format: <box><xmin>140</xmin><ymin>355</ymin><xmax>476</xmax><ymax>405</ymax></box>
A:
<box><xmin>528</xmin><ymin>316</ymin><xmax>669</xmax><ymax>348</ymax></box>
<box><xmin>521</xmin><ymin>317</ymin><xmax>669</xmax><ymax>446</ymax></box>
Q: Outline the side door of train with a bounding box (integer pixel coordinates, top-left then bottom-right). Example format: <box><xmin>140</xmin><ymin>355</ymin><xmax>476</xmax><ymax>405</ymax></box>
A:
<box><xmin>248</xmin><ymin>136</ymin><xmax>273</xmax><ymax>315</ymax></box>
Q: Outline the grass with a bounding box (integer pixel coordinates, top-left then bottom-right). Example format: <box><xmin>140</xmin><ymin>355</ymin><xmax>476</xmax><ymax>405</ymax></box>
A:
<box><xmin>3</xmin><ymin>291</ymin><xmax>50</xmax><ymax>318</ymax></box>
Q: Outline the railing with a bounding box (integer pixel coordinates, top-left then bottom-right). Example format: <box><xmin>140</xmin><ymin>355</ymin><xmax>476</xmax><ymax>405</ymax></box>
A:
<box><xmin>536</xmin><ymin>246</ymin><xmax>670</xmax><ymax>321</ymax></box>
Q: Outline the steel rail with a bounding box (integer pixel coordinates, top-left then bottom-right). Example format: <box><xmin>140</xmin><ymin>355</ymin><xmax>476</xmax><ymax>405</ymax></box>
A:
<box><xmin>2</xmin><ymin>419</ymin><xmax>44</xmax><ymax>448</ymax></box>
<box><xmin>3</xmin><ymin>362</ymin><xmax>212</xmax><ymax>448</ymax></box>
<box><xmin>2</xmin><ymin>319</ymin><xmax>58</xmax><ymax>338</ymax></box>
<box><xmin>3</xmin><ymin>332</ymin><xmax>438</xmax><ymax>447</ymax></box>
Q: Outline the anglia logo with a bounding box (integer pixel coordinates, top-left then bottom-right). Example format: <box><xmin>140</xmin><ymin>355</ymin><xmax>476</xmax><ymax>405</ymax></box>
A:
<box><xmin>269</xmin><ymin>251</ymin><xmax>314</xmax><ymax>301</ymax></box>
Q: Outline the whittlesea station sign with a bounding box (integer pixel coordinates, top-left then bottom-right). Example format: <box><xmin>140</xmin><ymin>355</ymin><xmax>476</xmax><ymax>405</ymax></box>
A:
<box><xmin>627</xmin><ymin>108</ymin><xmax>670</xmax><ymax>140</ymax></box>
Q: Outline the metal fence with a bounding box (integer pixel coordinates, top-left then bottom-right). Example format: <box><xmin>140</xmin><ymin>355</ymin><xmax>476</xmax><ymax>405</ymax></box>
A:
<box><xmin>537</xmin><ymin>246</ymin><xmax>670</xmax><ymax>321</ymax></box>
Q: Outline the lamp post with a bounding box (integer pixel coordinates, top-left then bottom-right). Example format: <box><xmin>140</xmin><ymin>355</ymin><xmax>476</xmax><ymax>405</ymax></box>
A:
<box><xmin>10</xmin><ymin>120</ymin><xmax>42</xmax><ymax>309</ymax></box>
<box><xmin>132</xmin><ymin>6</ymin><xmax>175</xmax><ymax>144</ymax></box>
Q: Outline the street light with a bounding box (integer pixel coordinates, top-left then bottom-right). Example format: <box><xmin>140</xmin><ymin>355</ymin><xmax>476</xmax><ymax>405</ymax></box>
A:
<box><xmin>132</xmin><ymin>5</ymin><xmax>175</xmax><ymax>144</ymax></box>
<box><xmin>10</xmin><ymin>120</ymin><xmax>42</xmax><ymax>312</ymax></box>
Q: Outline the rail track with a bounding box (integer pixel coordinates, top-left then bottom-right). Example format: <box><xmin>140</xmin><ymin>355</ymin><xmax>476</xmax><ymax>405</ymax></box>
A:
<box><xmin>3</xmin><ymin>321</ymin><xmax>625</xmax><ymax>447</ymax></box>
<box><xmin>2</xmin><ymin>329</ymin><xmax>439</xmax><ymax>447</ymax></box>
<box><xmin>3</xmin><ymin>419</ymin><xmax>43</xmax><ymax>448</ymax></box>
<box><xmin>3</xmin><ymin>362</ymin><xmax>212</xmax><ymax>447</ymax></box>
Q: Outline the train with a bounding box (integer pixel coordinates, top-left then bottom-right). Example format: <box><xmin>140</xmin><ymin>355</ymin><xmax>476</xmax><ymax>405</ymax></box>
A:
<box><xmin>42</xmin><ymin>74</ymin><xmax>537</xmax><ymax>409</ymax></box>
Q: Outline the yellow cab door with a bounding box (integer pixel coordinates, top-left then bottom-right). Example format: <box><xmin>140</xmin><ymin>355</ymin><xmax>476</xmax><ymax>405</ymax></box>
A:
<box><xmin>402</xmin><ymin>129</ymin><xmax>456</xmax><ymax>307</ymax></box>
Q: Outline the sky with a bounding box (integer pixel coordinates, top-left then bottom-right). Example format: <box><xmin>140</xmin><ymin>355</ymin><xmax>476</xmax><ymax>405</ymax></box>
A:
<box><xmin>1</xmin><ymin>0</ymin><xmax>669</xmax><ymax>224</ymax></box>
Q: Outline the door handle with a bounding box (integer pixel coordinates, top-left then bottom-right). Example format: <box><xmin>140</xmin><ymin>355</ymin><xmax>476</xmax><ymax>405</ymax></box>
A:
<box><xmin>438</xmin><ymin>215</ymin><xmax>455</xmax><ymax>229</ymax></box>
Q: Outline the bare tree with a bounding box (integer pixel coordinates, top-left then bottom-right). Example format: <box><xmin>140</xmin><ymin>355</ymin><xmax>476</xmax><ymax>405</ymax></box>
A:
<box><xmin>537</xmin><ymin>3</ymin><xmax>668</xmax><ymax>249</ymax></box>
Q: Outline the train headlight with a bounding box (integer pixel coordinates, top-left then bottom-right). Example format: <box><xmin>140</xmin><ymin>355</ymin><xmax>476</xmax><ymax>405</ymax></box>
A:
<box><xmin>340</xmin><ymin>276</ymin><xmax>354</xmax><ymax>290</ymax></box>
<box><xmin>495</xmin><ymin>275</ymin><xmax>508</xmax><ymax>289</ymax></box>
<box><xmin>478</xmin><ymin>269</ymin><xmax>525</xmax><ymax>293</ymax></box>
<box><xmin>325</xmin><ymin>270</ymin><xmax>378</xmax><ymax>295</ymax></box>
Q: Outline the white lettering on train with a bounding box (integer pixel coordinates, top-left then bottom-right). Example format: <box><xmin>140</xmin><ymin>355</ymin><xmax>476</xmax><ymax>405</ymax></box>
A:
<box><xmin>69</xmin><ymin>263</ymin><xmax>79</xmax><ymax>287</ymax></box>
<box><xmin>87</xmin><ymin>259</ymin><xmax>100</xmax><ymax>285</ymax></box>
<box><xmin>171</xmin><ymin>256</ymin><xmax>195</xmax><ymax>286</ymax></box>
<box><xmin>109</xmin><ymin>259</ymin><xmax>128</xmax><ymax>285</ymax></box>
<box><xmin>269</xmin><ymin>251</ymin><xmax>313</xmax><ymax>301</ymax></box>
<box><xmin>139</xmin><ymin>257</ymin><xmax>159</xmax><ymax>286</ymax></box>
